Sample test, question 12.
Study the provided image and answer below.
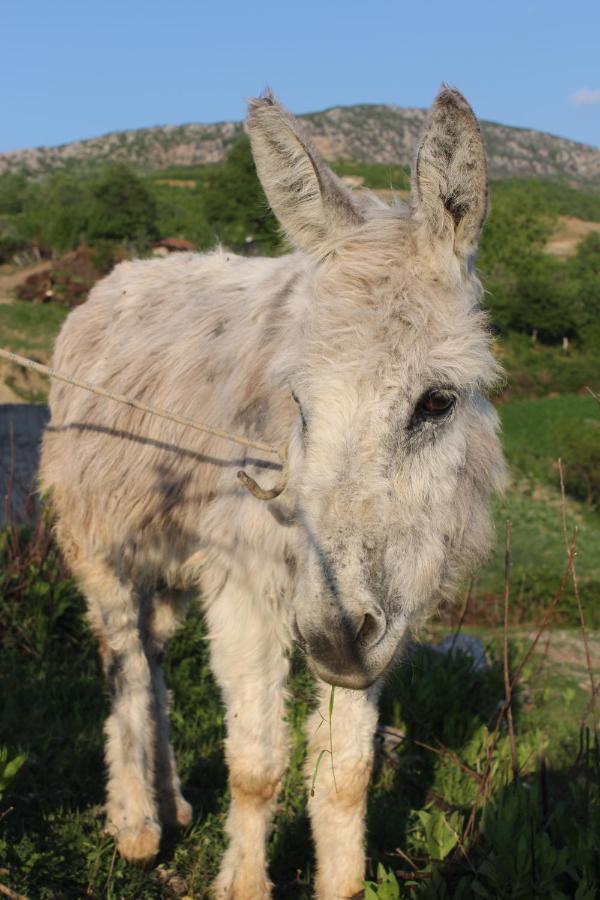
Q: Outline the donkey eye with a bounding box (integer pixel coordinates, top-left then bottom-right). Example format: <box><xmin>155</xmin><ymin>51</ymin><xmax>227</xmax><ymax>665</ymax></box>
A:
<box><xmin>414</xmin><ymin>389</ymin><xmax>456</xmax><ymax>420</ymax></box>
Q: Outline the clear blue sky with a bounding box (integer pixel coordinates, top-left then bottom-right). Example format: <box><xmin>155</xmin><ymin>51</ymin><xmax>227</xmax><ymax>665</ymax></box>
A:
<box><xmin>2</xmin><ymin>0</ymin><xmax>599</xmax><ymax>154</ymax></box>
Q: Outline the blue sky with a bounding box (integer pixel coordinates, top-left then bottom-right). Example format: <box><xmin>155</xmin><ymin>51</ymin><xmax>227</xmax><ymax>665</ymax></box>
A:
<box><xmin>2</xmin><ymin>0</ymin><xmax>599</xmax><ymax>154</ymax></box>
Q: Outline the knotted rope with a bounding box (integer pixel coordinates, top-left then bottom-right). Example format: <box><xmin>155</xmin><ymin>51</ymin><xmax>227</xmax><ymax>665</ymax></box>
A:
<box><xmin>0</xmin><ymin>347</ymin><xmax>288</xmax><ymax>501</ymax></box>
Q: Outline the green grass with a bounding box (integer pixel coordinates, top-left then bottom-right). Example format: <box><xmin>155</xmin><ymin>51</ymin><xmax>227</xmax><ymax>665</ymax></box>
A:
<box><xmin>489</xmin><ymin>178</ymin><xmax>600</xmax><ymax>223</ymax></box>
<box><xmin>0</xmin><ymin>299</ymin><xmax>69</xmax><ymax>399</ymax></box>
<box><xmin>0</xmin><ymin>300</ymin><xmax>69</xmax><ymax>355</ymax></box>
<box><xmin>471</xmin><ymin>392</ymin><xmax>600</xmax><ymax>624</ymax></box>
<box><xmin>476</xmin><ymin>489</ymin><xmax>600</xmax><ymax>626</ymax></box>
<box><xmin>329</xmin><ymin>160</ymin><xmax>410</xmax><ymax>191</ymax></box>
<box><xmin>498</xmin><ymin>332</ymin><xmax>600</xmax><ymax>399</ymax></box>
<box><xmin>498</xmin><ymin>394</ymin><xmax>598</xmax><ymax>481</ymax></box>
<box><xmin>0</xmin><ymin>523</ymin><xmax>598</xmax><ymax>898</ymax></box>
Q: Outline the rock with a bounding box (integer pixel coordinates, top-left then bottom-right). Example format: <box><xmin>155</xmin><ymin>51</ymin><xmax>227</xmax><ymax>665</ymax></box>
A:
<box><xmin>432</xmin><ymin>634</ymin><xmax>488</xmax><ymax>672</ymax></box>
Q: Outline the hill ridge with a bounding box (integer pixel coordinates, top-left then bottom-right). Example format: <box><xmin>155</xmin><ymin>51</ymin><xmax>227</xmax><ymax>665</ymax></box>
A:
<box><xmin>1</xmin><ymin>104</ymin><xmax>599</xmax><ymax>185</ymax></box>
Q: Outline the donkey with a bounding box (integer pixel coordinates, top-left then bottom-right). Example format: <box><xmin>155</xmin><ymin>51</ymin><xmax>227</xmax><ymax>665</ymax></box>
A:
<box><xmin>39</xmin><ymin>87</ymin><xmax>505</xmax><ymax>898</ymax></box>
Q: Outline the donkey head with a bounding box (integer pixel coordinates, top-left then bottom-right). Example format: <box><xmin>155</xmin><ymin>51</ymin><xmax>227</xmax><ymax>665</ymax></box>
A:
<box><xmin>247</xmin><ymin>88</ymin><xmax>506</xmax><ymax>689</ymax></box>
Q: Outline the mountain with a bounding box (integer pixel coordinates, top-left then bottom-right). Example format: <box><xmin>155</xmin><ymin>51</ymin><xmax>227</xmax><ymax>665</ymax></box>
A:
<box><xmin>1</xmin><ymin>104</ymin><xmax>599</xmax><ymax>184</ymax></box>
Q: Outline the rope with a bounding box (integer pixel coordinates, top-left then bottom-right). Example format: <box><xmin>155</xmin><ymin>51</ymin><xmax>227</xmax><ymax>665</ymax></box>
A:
<box><xmin>0</xmin><ymin>347</ymin><xmax>289</xmax><ymax>500</ymax></box>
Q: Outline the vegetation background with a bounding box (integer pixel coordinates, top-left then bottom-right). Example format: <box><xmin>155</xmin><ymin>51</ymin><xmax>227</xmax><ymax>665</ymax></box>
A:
<box><xmin>0</xmin><ymin>135</ymin><xmax>598</xmax><ymax>897</ymax></box>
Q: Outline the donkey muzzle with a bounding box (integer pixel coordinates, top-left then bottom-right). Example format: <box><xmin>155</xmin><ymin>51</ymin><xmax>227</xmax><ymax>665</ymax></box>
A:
<box><xmin>295</xmin><ymin>605</ymin><xmax>399</xmax><ymax>690</ymax></box>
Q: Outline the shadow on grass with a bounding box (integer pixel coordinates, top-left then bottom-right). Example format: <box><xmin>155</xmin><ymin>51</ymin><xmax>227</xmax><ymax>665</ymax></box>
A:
<box><xmin>367</xmin><ymin>642</ymin><xmax>508</xmax><ymax>875</ymax></box>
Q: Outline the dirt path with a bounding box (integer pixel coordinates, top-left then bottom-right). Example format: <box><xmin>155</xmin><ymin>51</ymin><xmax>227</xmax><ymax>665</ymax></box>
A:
<box><xmin>0</xmin><ymin>260</ymin><xmax>50</xmax><ymax>304</ymax></box>
<box><xmin>545</xmin><ymin>215</ymin><xmax>600</xmax><ymax>258</ymax></box>
<box><xmin>521</xmin><ymin>627</ymin><xmax>600</xmax><ymax>690</ymax></box>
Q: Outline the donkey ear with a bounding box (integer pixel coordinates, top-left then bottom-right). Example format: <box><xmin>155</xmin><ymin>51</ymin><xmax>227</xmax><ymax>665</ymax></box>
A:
<box><xmin>413</xmin><ymin>87</ymin><xmax>488</xmax><ymax>260</ymax></box>
<box><xmin>246</xmin><ymin>91</ymin><xmax>364</xmax><ymax>253</ymax></box>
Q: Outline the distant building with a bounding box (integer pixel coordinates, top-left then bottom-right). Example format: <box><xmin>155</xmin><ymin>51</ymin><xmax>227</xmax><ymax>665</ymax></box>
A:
<box><xmin>152</xmin><ymin>237</ymin><xmax>196</xmax><ymax>256</ymax></box>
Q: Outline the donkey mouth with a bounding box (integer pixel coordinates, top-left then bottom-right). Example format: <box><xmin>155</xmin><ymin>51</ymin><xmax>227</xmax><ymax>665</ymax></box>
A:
<box><xmin>292</xmin><ymin>614</ymin><xmax>403</xmax><ymax>691</ymax></box>
<box><xmin>307</xmin><ymin>658</ymin><xmax>380</xmax><ymax>691</ymax></box>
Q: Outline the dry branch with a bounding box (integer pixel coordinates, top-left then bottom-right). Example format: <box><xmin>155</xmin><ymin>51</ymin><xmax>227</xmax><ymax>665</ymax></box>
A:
<box><xmin>558</xmin><ymin>458</ymin><xmax>597</xmax><ymax>736</ymax></box>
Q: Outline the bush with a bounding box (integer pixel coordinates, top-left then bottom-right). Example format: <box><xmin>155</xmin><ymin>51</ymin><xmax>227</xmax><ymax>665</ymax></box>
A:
<box><xmin>200</xmin><ymin>136</ymin><xmax>281</xmax><ymax>253</ymax></box>
<box><xmin>558</xmin><ymin>419</ymin><xmax>600</xmax><ymax>508</ymax></box>
<box><xmin>0</xmin><ymin>173</ymin><xmax>29</xmax><ymax>216</ymax></box>
<box><xmin>0</xmin><ymin>220</ymin><xmax>27</xmax><ymax>263</ymax></box>
<box><xmin>477</xmin><ymin>181</ymin><xmax>600</xmax><ymax>347</ymax></box>
<box><xmin>21</xmin><ymin>172</ymin><xmax>91</xmax><ymax>253</ymax></box>
<box><xmin>87</xmin><ymin>163</ymin><xmax>158</xmax><ymax>248</ymax></box>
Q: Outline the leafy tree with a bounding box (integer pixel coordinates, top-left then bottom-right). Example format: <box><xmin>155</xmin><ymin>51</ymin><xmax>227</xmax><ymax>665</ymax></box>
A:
<box><xmin>0</xmin><ymin>172</ymin><xmax>29</xmax><ymax>215</ymax></box>
<box><xmin>87</xmin><ymin>164</ymin><xmax>158</xmax><ymax>248</ymax></box>
<box><xmin>200</xmin><ymin>137</ymin><xmax>281</xmax><ymax>253</ymax></box>
<box><xmin>151</xmin><ymin>183</ymin><xmax>213</xmax><ymax>250</ymax></box>
<box><xmin>565</xmin><ymin>232</ymin><xmax>600</xmax><ymax>347</ymax></box>
<box><xmin>20</xmin><ymin>173</ymin><xmax>91</xmax><ymax>252</ymax></box>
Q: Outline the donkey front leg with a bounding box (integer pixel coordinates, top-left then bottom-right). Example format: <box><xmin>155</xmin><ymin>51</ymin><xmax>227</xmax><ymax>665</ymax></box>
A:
<box><xmin>77</xmin><ymin>559</ymin><xmax>161</xmax><ymax>865</ymax></box>
<box><xmin>306</xmin><ymin>682</ymin><xmax>381</xmax><ymax>900</ymax></box>
<box><xmin>207</xmin><ymin>586</ymin><xmax>291</xmax><ymax>900</ymax></box>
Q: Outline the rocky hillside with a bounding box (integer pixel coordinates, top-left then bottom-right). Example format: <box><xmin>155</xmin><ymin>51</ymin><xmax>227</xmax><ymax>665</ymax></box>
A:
<box><xmin>1</xmin><ymin>104</ymin><xmax>599</xmax><ymax>184</ymax></box>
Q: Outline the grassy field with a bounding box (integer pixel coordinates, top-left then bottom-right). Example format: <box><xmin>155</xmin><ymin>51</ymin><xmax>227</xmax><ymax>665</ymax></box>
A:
<box><xmin>0</xmin><ymin>295</ymin><xmax>69</xmax><ymax>401</ymax></box>
<box><xmin>472</xmin><ymin>393</ymin><xmax>600</xmax><ymax>626</ymax></box>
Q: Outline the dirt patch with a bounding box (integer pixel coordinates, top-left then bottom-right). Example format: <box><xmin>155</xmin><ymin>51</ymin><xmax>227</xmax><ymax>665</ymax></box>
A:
<box><xmin>545</xmin><ymin>215</ymin><xmax>600</xmax><ymax>258</ymax></box>
<box><xmin>0</xmin><ymin>379</ymin><xmax>21</xmax><ymax>403</ymax></box>
<box><xmin>520</xmin><ymin>627</ymin><xmax>600</xmax><ymax>690</ymax></box>
<box><xmin>0</xmin><ymin>261</ymin><xmax>51</xmax><ymax>304</ymax></box>
<box><xmin>0</xmin><ymin>354</ymin><xmax>50</xmax><ymax>403</ymax></box>
<box><xmin>154</xmin><ymin>178</ymin><xmax>197</xmax><ymax>189</ymax></box>
<box><xmin>15</xmin><ymin>247</ymin><xmax>105</xmax><ymax>308</ymax></box>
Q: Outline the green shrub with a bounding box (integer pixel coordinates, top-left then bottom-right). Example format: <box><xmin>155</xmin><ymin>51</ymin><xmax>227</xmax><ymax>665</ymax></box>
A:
<box><xmin>20</xmin><ymin>172</ymin><xmax>91</xmax><ymax>253</ymax></box>
<box><xmin>558</xmin><ymin>420</ymin><xmax>600</xmax><ymax>508</ymax></box>
<box><xmin>0</xmin><ymin>747</ymin><xmax>26</xmax><ymax>802</ymax></box>
<box><xmin>479</xmin><ymin>181</ymin><xmax>600</xmax><ymax>346</ymax></box>
<box><xmin>200</xmin><ymin>136</ymin><xmax>281</xmax><ymax>253</ymax></box>
<box><xmin>330</xmin><ymin>159</ymin><xmax>410</xmax><ymax>190</ymax></box>
<box><xmin>87</xmin><ymin>163</ymin><xmax>158</xmax><ymax>248</ymax></box>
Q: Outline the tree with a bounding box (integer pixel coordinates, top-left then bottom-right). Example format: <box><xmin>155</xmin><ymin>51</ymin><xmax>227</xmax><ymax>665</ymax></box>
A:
<box><xmin>200</xmin><ymin>137</ymin><xmax>281</xmax><ymax>253</ymax></box>
<box><xmin>21</xmin><ymin>173</ymin><xmax>91</xmax><ymax>252</ymax></box>
<box><xmin>0</xmin><ymin>172</ymin><xmax>29</xmax><ymax>215</ymax></box>
<box><xmin>87</xmin><ymin>164</ymin><xmax>158</xmax><ymax>248</ymax></box>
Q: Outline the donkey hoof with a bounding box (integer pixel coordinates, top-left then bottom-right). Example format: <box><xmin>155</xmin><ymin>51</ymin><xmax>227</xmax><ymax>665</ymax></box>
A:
<box><xmin>159</xmin><ymin>793</ymin><xmax>193</xmax><ymax>828</ymax></box>
<box><xmin>172</xmin><ymin>796</ymin><xmax>193</xmax><ymax>827</ymax></box>
<box><xmin>116</xmin><ymin>820</ymin><xmax>161</xmax><ymax>866</ymax></box>
<box><xmin>165</xmin><ymin>796</ymin><xmax>193</xmax><ymax>828</ymax></box>
<box><xmin>213</xmin><ymin>869</ymin><xmax>272</xmax><ymax>900</ymax></box>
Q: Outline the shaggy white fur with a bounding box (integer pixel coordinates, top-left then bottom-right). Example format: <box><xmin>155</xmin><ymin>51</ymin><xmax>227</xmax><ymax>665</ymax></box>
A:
<box><xmin>40</xmin><ymin>87</ymin><xmax>505</xmax><ymax>898</ymax></box>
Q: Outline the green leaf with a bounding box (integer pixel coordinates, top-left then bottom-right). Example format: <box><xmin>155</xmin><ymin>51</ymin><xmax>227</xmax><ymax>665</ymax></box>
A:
<box><xmin>310</xmin><ymin>748</ymin><xmax>328</xmax><ymax>797</ymax></box>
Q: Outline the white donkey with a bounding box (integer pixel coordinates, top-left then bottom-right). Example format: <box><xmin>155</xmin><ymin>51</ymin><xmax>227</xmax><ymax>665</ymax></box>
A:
<box><xmin>40</xmin><ymin>87</ymin><xmax>505</xmax><ymax>899</ymax></box>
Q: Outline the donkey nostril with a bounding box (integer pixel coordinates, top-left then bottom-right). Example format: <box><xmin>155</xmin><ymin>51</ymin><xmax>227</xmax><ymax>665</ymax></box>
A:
<box><xmin>356</xmin><ymin>609</ymin><xmax>386</xmax><ymax>648</ymax></box>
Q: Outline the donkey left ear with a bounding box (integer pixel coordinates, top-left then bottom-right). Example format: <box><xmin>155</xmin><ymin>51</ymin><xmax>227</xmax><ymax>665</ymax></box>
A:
<box><xmin>246</xmin><ymin>91</ymin><xmax>364</xmax><ymax>253</ymax></box>
<box><xmin>413</xmin><ymin>87</ymin><xmax>488</xmax><ymax>260</ymax></box>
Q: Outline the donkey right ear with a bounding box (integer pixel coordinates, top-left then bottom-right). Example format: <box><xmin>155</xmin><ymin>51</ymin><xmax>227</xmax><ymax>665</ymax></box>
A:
<box><xmin>413</xmin><ymin>87</ymin><xmax>488</xmax><ymax>261</ymax></box>
<box><xmin>246</xmin><ymin>91</ymin><xmax>364</xmax><ymax>253</ymax></box>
